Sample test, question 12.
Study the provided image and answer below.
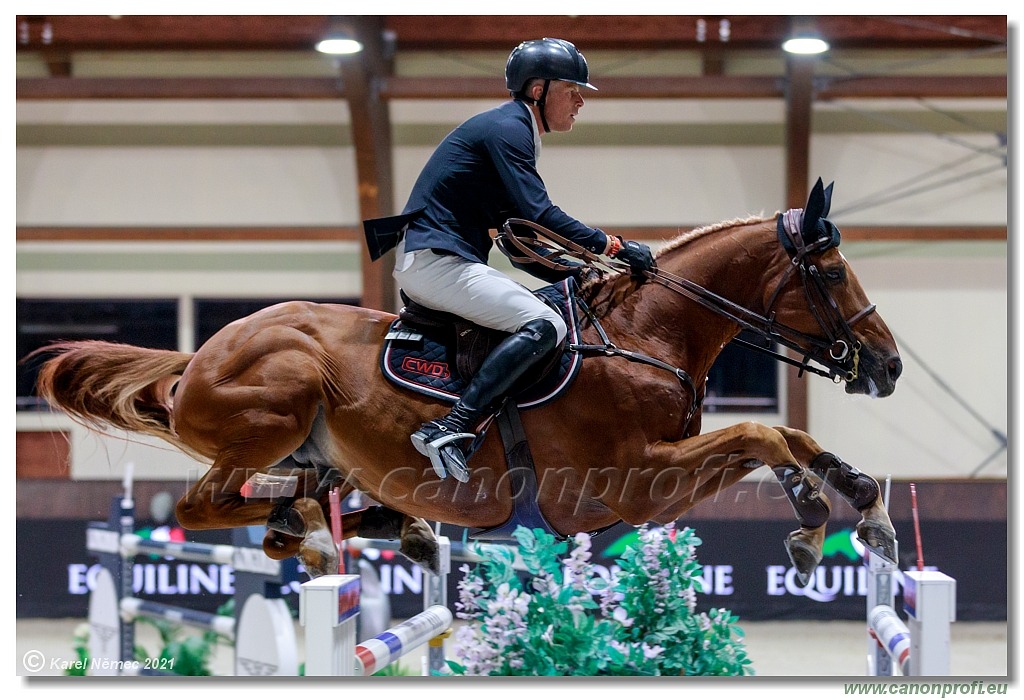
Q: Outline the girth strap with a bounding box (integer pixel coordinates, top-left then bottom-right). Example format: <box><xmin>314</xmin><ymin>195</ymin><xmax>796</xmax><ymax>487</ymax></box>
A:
<box><xmin>471</xmin><ymin>399</ymin><xmax>621</xmax><ymax>541</ymax></box>
<box><xmin>472</xmin><ymin>400</ymin><xmax>560</xmax><ymax>540</ymax></box>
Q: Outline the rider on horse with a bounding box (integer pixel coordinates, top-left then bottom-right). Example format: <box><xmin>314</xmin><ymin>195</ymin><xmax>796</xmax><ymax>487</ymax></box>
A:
<box><xmin>365</xmin><ymin>38</ymin><xmax>657</xmax><ymax>482</ymax></box>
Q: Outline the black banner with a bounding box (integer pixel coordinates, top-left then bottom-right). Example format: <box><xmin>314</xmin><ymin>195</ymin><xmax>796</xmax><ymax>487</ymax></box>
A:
<box><xmin>16</xmin><ymin>517</ymin><xmax>1005</xmax><ymax>622</ymax></box>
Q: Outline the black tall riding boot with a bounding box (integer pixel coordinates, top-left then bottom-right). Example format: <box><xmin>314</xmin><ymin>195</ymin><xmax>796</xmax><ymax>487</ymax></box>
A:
<box><xmin>411</xmin><ymin>319</ymin><xmax>559</xmax><ymax>482</ymax></box>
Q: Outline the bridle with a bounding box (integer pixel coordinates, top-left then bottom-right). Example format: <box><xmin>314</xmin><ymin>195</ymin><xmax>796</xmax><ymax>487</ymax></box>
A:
<box><xmin>496</xmin><ymin>214</ymin><xmax>876</xmax><ymax>383</ymax></box>
<box><xmin>758</xmin><ymin>208</ymin><xmax>876</xmax><ymax>381</ymax></box>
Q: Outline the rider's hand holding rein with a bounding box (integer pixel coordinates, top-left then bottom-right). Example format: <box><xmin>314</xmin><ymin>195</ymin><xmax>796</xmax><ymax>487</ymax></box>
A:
<box><xmin>607</xmin><ymin>235</ymin><xmax>657</xmax><ymax>277</ymax></box>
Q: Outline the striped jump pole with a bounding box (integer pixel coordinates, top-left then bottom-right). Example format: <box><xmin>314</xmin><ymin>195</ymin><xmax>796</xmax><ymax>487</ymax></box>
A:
<box><xmin>868</xmin><ymin>605</ymin><xmax>911</xmax><ymax>676</ymax></box>
<box><xmin>865</xmin><ymin>544</ymin><xmax>899</xmax><ymax>675</ymax></box>
<box><xmin>300</xmin><ymin>574</ymin><xmax>453</xmax><ymax>676</ymax></box>
<box><xmin>120</xmin><ymin>597</ymin><xmax>236</xmax><ymax>640</ymax></box>
<box><xmin>346</xmin><ymin>534</ymin><xmax>459</xmax><ymax>675</ymax></box>
<box><xmin>345</xmin><ymin>533</ymin><xmax>525</xmax><ymax>674</ymax></box>
<box><xmin>354</xmin><ymin>606</ymin><xmax>454</xmax><ymax>675</ymax></box>
<box><xmin>866</xmin><ymin>569</ymin><xmax>956</xmax><ymax>677</ymax></box>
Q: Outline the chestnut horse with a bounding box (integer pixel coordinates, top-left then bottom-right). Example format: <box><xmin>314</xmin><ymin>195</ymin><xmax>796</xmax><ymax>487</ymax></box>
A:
<box><xmin>32</xmin><ymin>180</ymin><xmax>902</xmax><ymax>584</ymax></box>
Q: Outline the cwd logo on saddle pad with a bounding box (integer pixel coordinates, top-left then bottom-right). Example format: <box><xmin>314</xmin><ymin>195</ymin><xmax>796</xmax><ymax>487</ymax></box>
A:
<box><xmin>401</xmin><ymin>357</ymin><xmax>451</xmax><ymax>380</ymax></box>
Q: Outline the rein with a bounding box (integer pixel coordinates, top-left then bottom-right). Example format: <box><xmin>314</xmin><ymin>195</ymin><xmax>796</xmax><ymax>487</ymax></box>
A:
<box><xmin>496</xmin><ymin>217</ymin><xmax>875</xmax><ymax>383</ymax></box>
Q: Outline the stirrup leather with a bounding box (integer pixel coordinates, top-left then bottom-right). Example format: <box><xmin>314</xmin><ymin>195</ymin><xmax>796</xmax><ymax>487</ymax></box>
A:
<box><xmin>410</xmin><ymin>424</ymin><xmax>475</xmax><ymax>482</ymax></box>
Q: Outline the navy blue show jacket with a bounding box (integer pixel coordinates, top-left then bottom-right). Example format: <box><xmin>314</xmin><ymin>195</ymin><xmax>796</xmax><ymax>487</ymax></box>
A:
<box><xmin>400</xmin><ymin>100</ymin><xmax>607</xmax><ymax>264</ymax></box>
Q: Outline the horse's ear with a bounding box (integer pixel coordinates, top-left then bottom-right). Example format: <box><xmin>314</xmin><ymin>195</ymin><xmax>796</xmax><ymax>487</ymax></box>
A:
<box><xmin>821</xmin><ymin>181</ymin><xmax>834</xmax><ymax>219</ymax></box>
<box><xmin>802</xmin><ymin>177</ymin><xmax>827</xmax><ymax>239</ymax></box>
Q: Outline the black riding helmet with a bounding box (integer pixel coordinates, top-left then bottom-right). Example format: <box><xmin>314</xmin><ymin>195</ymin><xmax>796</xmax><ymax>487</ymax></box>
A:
<box><xmin>505</xmin><ymin>38</ymin><xmax>597</xmax><ymax>132</ymax></box>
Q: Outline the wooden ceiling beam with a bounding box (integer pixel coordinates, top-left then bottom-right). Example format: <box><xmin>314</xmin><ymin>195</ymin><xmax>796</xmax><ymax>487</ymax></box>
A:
<box><xmin>16</xmin><ymin>74</ymin><xmax>1007</xmax><ymax>101</ymax></box>
<box><xmin>816</xmin><ymin>75</ymin><xmax>1006</xmax><ymax>100</ymax></box>
<box><xmin>15</xmin><ymin>76</ymin><xmax>345</xmax><ymax>100</ymax></box>
<box><xmin>14</xmin><ymin>15</ymin><xmax>1007</xmax><ymax>53</ymax></box>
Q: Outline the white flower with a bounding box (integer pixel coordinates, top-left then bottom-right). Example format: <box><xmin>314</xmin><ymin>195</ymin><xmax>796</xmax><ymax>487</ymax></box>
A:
<box><xmin>642</xmin><ymin>643</ymin><xmax>665</xmax><ymax>660</ymax></box>
<box><xmin>541</xmin><ymin>624</ymin><xmax>554</xmax><ymax>644</ymax></box>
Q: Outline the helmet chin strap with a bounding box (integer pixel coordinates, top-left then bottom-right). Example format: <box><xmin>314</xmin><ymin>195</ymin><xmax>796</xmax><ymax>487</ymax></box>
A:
<box><xmin>517</xmin><ymin>79</ymin><xmax>551</xmax><ymax>133</ymax></box>
<box><xmin>536</xmin><ymin>79</ymin><xmax>551</xmax><ymax>133</ymax></box>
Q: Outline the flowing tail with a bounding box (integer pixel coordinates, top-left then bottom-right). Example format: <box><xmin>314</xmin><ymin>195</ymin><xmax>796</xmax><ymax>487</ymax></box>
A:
<box><xmin>29</xmin><ymin>340</ymin><xmax>198</xmax><ymax>457</ymax></box>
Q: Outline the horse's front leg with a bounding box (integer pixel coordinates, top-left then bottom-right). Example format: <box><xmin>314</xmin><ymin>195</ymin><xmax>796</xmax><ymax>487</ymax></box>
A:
<box><xmin>267</xmin><ymin>490</ymin><xmax>441</xmax><ymax>576</ymax></box>
<box><xmin>625</xmin><ymin>421</ymin><xmax>832</xmax><ymax>585</ymax></box>
<box><xmin>775</xmin><ymin>426</ymin><xmax>898</xmax><ymax>565</ymax></box>
<box><xmin>175</xmin><ymin>457</ymin><xmax>279</xmax><ymax>530</ymax></box>
<box><xmin>176</xmin><ymin>458</ymin><xmax>340</xmax><ymax>578</ymax></box>
<box><xmin>262</xmin><ymin>471</ymin><xmax>350</xmax><ymax>574</ymax></box>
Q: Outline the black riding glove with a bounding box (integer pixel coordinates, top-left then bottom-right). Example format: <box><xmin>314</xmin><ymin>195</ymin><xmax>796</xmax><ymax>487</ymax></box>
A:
<box><xmin>613</xmin><ymin>238</ymin><xmax>657</xmax><ymax>276</ymax></box>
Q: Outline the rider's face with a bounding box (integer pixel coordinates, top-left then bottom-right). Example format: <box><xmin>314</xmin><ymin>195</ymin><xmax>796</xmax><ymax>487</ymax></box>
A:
<box><xmin>533</xmin><ymin>80</ymin><xmax>585</xmax><ymax>133</ymax></box>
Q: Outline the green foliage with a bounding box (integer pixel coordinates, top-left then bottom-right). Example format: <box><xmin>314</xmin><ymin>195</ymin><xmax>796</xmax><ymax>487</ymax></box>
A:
<box><xmin>65</xmin><ymin>624</ymin><xmax>91</xmax><ymax>676</ymax></box>
<box><xmin>449</xmin><ymin>525</ymin><xmax>753</xmax><ymax>677</ymax></box>
<box><xmin>372</xmin><ymin>662</ymin><xmax>415</xmax><ymax>676</ymax></box>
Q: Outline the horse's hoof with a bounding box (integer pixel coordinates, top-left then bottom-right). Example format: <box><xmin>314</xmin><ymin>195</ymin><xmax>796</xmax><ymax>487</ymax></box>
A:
<box><xmin>785</xmin><ymin>532</ymin><xmax>823</xmax><ymax>587</ymax></box>
<box><xmin>266</xmin><ymin>504</ymin><xmax>305</xmax><ymax>538</ymax></box>
<box><xmin>299</xmin><ymin>528</ymin><xmax>339</xmax><ymax>579</ymax></box>
<box><xmin>400</xmin><ymin>520</ymin><xmax>441</xmax><ymax>576</ymax></box>
<box><xmin>858</xmin><ymin>520</ymin><xmax>898</xmax><ymax>565</ymax></box>
<box><xmin>262</xmin><ymin>529</ymin><xmax>300</xmax><ymax>561</ymax></box>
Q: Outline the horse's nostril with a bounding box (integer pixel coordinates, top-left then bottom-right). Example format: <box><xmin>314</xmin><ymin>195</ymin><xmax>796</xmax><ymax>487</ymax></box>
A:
<box><xmin>888</xmin><ymin>356</ymin><xmax>903</xmax><ymax>381</ymax></box>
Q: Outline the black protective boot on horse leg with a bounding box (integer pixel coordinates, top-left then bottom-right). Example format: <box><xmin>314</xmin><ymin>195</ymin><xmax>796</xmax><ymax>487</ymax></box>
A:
<box><xmin>411</xmin><ymin>318</ymin><xmax>559</xmax><ymax>482</ymax></box>
<box><xmin>810</xmin><ymin>451</ymin><xmax>898</xmax><ymax>565</ymax></box>
<box><xmin>773</xmin><ymin>464</ymin><xmax>831</xmax><ymax>586</ymax></box>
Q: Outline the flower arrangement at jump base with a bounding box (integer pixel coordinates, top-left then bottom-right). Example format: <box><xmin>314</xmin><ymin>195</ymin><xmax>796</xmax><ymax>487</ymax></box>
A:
<box><xmin>448</xmin><ymin>525</ymin><xmax>752</xmax><ymax>676</ymax></box>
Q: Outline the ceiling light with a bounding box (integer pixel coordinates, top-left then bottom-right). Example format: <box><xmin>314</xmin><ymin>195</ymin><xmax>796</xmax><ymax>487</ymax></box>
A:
<box><xmin>782</xmin><ymin>34</ymin><xmax>830</xmax><ymax>55</ymax></box>
<box><xmin>316</xmin><ymin>35</ymin><xmax>363</xmax><ymax>55</ymax></box>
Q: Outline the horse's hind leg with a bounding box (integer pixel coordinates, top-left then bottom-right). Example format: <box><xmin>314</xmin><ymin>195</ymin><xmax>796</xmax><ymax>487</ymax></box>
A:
<box><xmin>775</xmin><ymin>426</ymin><xmax>897</xmax><ymax>565</ymax></box>
<box><xmin>175</xmin><ymin>455</ymin><xmax>279</xmax><ymax>530</ymax></box>
<box><xmin>343</xmin><ymin>507</ymin><xmax>440</xmax><ymax>576</ymax></box>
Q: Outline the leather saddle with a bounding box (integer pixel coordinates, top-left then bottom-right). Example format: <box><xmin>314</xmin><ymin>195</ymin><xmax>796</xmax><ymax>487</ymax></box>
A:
<box><xmin>380</xmin><ymin>278</ymin><xmax>583</xmax><ymax>409</ymax></box>
<box><xmin>397</xmin><ymin>292</ymin><xmax>513</xmax><ymax>384</ymax></box>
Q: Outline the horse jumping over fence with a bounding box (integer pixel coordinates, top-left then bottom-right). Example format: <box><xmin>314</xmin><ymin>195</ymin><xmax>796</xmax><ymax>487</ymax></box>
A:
<box><xmin>31</xmin><ymin>179</ymin><xmax>902</xmax><ymax>584</ymax></box>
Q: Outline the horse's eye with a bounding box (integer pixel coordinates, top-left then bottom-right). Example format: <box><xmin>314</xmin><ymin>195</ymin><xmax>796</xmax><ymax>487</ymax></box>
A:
<box><xmin>825</xmin><ymin>266</ymin><xmax>845</xmax><ymax>283</ymax></box>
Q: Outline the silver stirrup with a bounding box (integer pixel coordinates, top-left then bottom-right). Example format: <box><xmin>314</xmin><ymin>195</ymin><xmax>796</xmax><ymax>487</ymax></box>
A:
<box><xmin>410</xmin><ymin>431</ymin><xmax>474</xmax><ymax>482</ymax></box>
